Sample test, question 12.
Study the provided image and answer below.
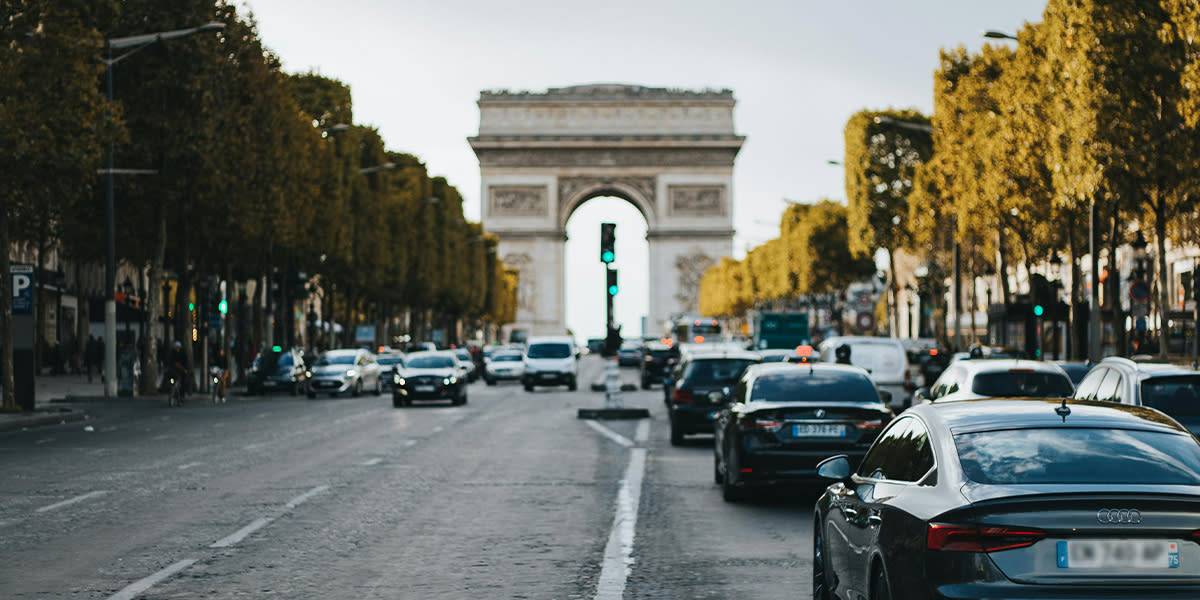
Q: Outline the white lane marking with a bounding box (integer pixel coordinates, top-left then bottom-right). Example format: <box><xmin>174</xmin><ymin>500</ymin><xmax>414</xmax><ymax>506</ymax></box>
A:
<box><xmin>177</xmin><ymin>462</ymin><xmax>202</xmax><ymax>471</ymax></box>
<box><xmin>35</xmin><ymin>438</ymin><xmax>55</xmax><ymax>445</ymax></box>
<box><xmin>243</xmin><ymin>443</ymin><xmax>264</xmax><ymax>451</ymax></box>
<box><xmin>107</xmin><ymin>559</ymin><xmax>197</xmax><ymax>600</ymax></box>
<box><xmin>405</xmin><ymin>440</ymin><xmax>418</xmax><ymax>447</ymax></box>
<box><xmin>36</xmin><ymin>490</ymin><xmax>109</xmax><ymax>513</ymax></box>
<box><xmin>595</xmin><ymin>448</ymin><xmax>647</xmax><ymax>599</ymax></box>
<box><xmin>210</xmin><ymin>517</ymin><xmax>273</xmax><ymax>548</ymax></box>
<box><xmin>152</xmin><ymin>434</ymin><xmax>171</xmax><ymax>441</ymax></box>
<box><xmin>634</xmin><ymin>420</ymin><xmax>650</xmax><ymax>443</ymax></box>
<box><xmin>585</xmin><ymin>420</ymin><xmax>634</xmax><ymax>448</ymax></box>
<box><xmin>432</xmin><ymin>426</ymin><xmax>444</xmax><ymax>433</ymax></box>
<box><xmin>362</xmin><ymin>458</ymin><xmax>383</xmax><ymax>466</ymax></box>
<box><xmin>284</xmin><ymin>485</ymin><xmax>329</xmax><ymax>509</ymax></box>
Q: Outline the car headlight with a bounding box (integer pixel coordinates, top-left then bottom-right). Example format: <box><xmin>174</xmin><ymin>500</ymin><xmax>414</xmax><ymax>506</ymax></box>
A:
<box><xmin>346</xmin><ymin>369</ymin><xmax>359</xmax><ymax>377</ymax></box>
<box><xmin>444</xmin><ymin>377</ymin><xmax>457</xmax><ymax>385</ymax></box>
<box><xmin>304</xmin><ymin>370</ymin><xmax>312</xmax><ymax>378</ymax></box>
<box><xmin>393</xmin><ymin>373</ymin><xmax>402</xmax><ymax>384</ymax></box>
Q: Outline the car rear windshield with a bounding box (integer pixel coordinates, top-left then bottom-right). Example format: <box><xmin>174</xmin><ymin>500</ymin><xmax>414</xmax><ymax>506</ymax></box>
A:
<box><xmin>841</xmin><ymin>344</ymin><xmax>905</xmax><ymax>376</ymax></box>
<box><xmin>492</xmin><ymin>354</ymin><xmax>521</xmax><ymax>362</ymax></box>
<box><xmin>750</xmin><ymin>372</ymin><xmax>879</xmax><ymax>403</ymax></box>
<box><xmin>1140</xmin><ymin>375</ymin><xmax>1200</xmax><ymax>417</ymax></box>
<box><xmin>683</xmin><ymin>359</ymin><xmax>758</xmax><ymax>385</ymax></box>
<box><xmin>955</xmin><ymin>427</ymin><xmax>1200</xmax><ymax>485</ymax></box>
<box><xmin>316</xmin><ymin>354</ymin><xmax>355</xmax><ymax>366</ymax></box>
<box><xmin>527</xmin><ymin>343</ymin><xmax>572</xmax><ymax>359</ymax></box>
<box><xmin>970</xmin><ymin>371</ymin><xmax>1074</xmax><ymax>397</ymax></box>
<box><xmin>378</xmin><ymin>357</ymin><xmax>404</xmax><ymax>366</ymax></box>
<box><xmin>408</xmin><ymin>356</ymin><xmax>455</xmax><ymax>369</ymax></box>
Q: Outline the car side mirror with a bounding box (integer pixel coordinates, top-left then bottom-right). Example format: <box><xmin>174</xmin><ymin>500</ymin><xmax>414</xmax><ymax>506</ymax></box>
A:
<box><xmin>913</xmin><ymin>387</ymin><xmax>931</xmax><ymax>404</ymax></box>
<box><xmin>878</xmin><ymin>390</ymin><xmax>893</xmax><ymax>405</ymax></box>
<box><xmin>816</xmin><ymin>455</ymin><xmax>852</xmax><ymax>481</ymax></box>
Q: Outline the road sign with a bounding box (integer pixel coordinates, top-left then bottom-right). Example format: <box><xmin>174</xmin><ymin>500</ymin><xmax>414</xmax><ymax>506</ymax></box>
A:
<box><xmin>1129</xmin><ymin>279</ymin><xmax>1150</xmax><ymax>302</ymax></box>
<box><xmin>11</xmin><ymin>265</ymin><xmax>33</xmax><ymax>315</ymax></box>
<box><xmin>856</xmin><ymin>311</ymin><xmax>875</xmax><ymax>332</ymax></box>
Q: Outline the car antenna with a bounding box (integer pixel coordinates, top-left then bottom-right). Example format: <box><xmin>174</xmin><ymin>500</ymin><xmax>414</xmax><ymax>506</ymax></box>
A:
<box><xmin>1055</xmin><ymin>397</ymin><xmax>1071</xmax><ymax>422</ymax></box>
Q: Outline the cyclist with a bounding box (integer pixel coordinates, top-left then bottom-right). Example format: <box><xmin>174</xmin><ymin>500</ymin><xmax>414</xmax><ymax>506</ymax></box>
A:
<box><xmin>210</xmin><ymin>348</ymin><xmax>229</xmax><ymax>403</ymax></box>
<box><xmin>164</xmin><ymin>341</ymin><xmax>189</xmax><ymax>403</ymax></box>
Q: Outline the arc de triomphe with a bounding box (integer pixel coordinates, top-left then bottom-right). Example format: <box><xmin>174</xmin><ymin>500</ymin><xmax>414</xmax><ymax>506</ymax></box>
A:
<box><xmin>468</xmin><ymin>84</ymin><xmax>744</xmax><ymax>338</ymax></box>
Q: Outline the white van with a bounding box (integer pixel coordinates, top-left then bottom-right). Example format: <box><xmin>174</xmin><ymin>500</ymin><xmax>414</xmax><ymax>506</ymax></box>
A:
<box><xmin>818</xmin><ymin>336</ymin><xmax>911</xmax><ymax>409</ymax></box>
<box><xmin>522</xmin><ymin>336</ymin><xmax>578</xmax><ymax>391</ymax></box>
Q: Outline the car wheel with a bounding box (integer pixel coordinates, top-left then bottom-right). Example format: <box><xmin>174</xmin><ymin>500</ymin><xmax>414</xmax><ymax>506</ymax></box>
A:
<box><xmin>524</xmin><ymin>383</ymin><xmax>534</xmax><ymax>392</ymax></box>
<box><xmin>713</xmin><ymin>453</ymin><xmax>724</xmax><ymax>484</ymax></box>
<box><xmin>374</xmin><ymin>377</ymin><xmax>382</xmax><ymax>396</ymax></box>
<box><xmin>392</xmin><ymin>397</ymin><xmax>403</xmax><ymax>408</ymax></box>
<box><xmin>353</xmin><ymin>380</ymin><xmax>362</xmax><ymax>397</ymax></box>
<box><xmin>485</xmin><ymin>377</ymin><xmax>496</xmax><ymax>386</ymax></box>
<box><xmin>669</xmin><ymin>415</ymin><xmax>684</xmax><ymax>446</ymax></box>
<box><xmin>871</xmin><ymin>564</ymin><xmax>891</xmax><ymax>600</ymax></box>
<box><xmin>290</xmin><ymin>382</ymin><xmax>298</xmax><ymax>396</ymax></box>
<box><xmin>641</xmin><ymin>378</ymin><xmax>650</xmax><ymax>390</ymax></box>
<box><xmin>721</xmin><ymin>446</ymin><xmax>747</xmax><ymax>502</ymax></box>
<box><xmin>813</xmin><ymin>519</ymin><xmax>831</xmax><ymax>600</ymax></box>
<box><xmin>306</xmin><ymin>391</ymin><xmax>316</xmax><ymax>399</ymax></box>
<box><xmin>567</xmin><ymin>377</ymin><xmax>577</xmax><ymax>391</ymax></box>
<box><xmin>459</xmin><ymin>390</ymin><xmax>468</xmax><ymax>405</ymax></box>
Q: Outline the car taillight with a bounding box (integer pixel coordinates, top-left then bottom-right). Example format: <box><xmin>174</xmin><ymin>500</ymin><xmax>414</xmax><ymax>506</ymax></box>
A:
<box><xmin>926</xmin><ymin>523</ymin><xmax>1045</xmax><ymax>552</ymax></box>
<box><xmin>673</xmin><ymin>389</ymin><xmax>694</xmax><ymax>404</ymax></box>
<box><xmin>740</xmin><ymin>416</ymin><xmax>782</xmax><ymax>431</ymax></box>
<box><xmin>854</xmin><ymin>419</ymin><xmax>887</xmax><ymax>431</ymax></box>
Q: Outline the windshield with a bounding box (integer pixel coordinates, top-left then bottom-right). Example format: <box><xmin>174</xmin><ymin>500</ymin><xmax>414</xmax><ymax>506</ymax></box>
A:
<box><xmin>377</xmin><ymin>356</ymin><xmax>404</xmax><ymax>366</ymax></box>
<box><xmin>683</xmin><ymin>359</ymin><xmax>758</xmax><ymax>385</ymax></box>
<box><xmin>1140</xmin><ymin>376</ymin><xmax>1200</xmax><ymax>418</ymax></box>
<box><xmin>316</xmin><ymin>354</ymin><xmax>355</xmax><ymax>366</ymax></box>
<box><xmin>838</xmin><ymin>343</ymin><xmax>905</xmax><ymax>376</ymax></box>
<box><xmin>955</xmin><ymin>428</ymin><xmax>1200</xmax><ymax>485</ymax></box>
<box><xmin>493</xmin><ymin>354</ymin><xmax>522</xmax><ymax>362</ymax></box>
<box><xmin>970</xmin><ymin>371</ymin><xmax>1074</xmax><ymax>397</ymax></box>
<box><xmin>407</xmin><ymin>356</ymin><xmax>455</xmax><ymax>369</ymax></box>
<box><xmin>750</xmin><ymin>372</ymin><xmax>879</xmax><ymax>403</ymax></box>
<box><xmin>527</xmin><ymin>343</ymin><xmax>572</xmax><ymax>359</ymax></box>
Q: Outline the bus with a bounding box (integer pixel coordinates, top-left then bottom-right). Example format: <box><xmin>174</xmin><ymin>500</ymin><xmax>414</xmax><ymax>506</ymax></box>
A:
<box><xmin>673</xmin><ymin>316</ymin><xmax>722</xmax><ymax>345</ymax></box>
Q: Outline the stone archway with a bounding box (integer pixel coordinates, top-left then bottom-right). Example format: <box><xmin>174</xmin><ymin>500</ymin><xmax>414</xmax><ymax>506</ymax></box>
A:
<box><xmin>469</xmin><ymin>84</ymin><xmax>744</xmax><ymax>337</ymax></box>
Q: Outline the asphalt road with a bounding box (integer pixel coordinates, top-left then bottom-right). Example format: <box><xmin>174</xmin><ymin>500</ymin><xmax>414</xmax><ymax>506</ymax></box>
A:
<box><xmin>0</xmin><ymin>356</ymin><xmax>817</xmax><ymax>599</ymax></box>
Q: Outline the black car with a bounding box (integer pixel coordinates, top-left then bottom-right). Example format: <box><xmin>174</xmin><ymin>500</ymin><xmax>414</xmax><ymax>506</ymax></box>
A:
<box><xmin>376</xmin><ymin>352</ymin><xmax>406</xmax><ymax>391</ymax></box>
<box><xmin>639</xmin><ymin>342</ymin><xmax>677</xmax><ymax>389</ymax></box>
<box><xmin>617</xmin><ymin>341</ymin><xmax>642</xmax><ymax>367</ymax></box>
<box><xmin>814</xmin><ymin>398</ymin><xmax>1200</xmax><ymax>600</ymax></box>
<box><xmin>664</xmin><ymin>349</ymin><xmax>761</xmax><ymax>445</ymax></box>
<box><xmin>713</xmin><ymin>363</ymin><xmax>892</xmax><ymax>502</ymax></box>
<box><xmin>245</xmin><ymin>347</ymin><xmax>307</xmax><ymax>395</ymax></box>
<box><xmin>392</xmin><ymin>351</ymin><xmax>466</xmax><ymax>407</ymax></box>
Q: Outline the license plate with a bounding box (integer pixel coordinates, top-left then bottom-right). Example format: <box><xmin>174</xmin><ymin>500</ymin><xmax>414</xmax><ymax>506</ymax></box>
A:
<box><xmin>414</xmin><ymin>385</ymin><xmax>435</xmax><ymax>393</ymax></box>
<box><xmin>792</xmin><ymin>424</ymin><xmax>847</xmax><ymax>437</ymax></box>
<box><xmin>1057</xmin><ymin>540</ymin><xmax>1180</xmax><ymax>569</ymax></box>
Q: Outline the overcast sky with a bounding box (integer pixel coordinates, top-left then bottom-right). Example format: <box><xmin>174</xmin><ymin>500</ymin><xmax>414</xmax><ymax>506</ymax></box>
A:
<box><xmin>241</xmin><ymin>0</ymin><xmax>1048</xmax><ymax>342</ymax></box>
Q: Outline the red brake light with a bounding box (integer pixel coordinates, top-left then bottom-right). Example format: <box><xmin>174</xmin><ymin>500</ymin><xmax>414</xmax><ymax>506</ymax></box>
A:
<box><xmin>927</xmin><ymin>524</ymin><xmax>1045</xmax><ymax>552</ymax></box>
<box><xmin>929</xmin><ymin>349</ymin><xmax>938</xmax><ymax>356</ymax></box>
<box><xmin>740</xmin><ymin>416</ymin><xmax>782</xmax><ymax>431</ymax></box>
<box><xmin>674</xmin><ymin>389</ymin><xmax>694</xmax><ymax>404</ymax></box>
<box><xmin>694</xmin><ymin>336</ymin><xmax>704</xmax><ymax>343</ymax></box>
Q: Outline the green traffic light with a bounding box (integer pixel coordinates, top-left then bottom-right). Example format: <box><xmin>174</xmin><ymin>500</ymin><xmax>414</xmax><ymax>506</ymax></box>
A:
<box><xmin>218</xmin><ymin>300</ymin><xmax>228</xmax><ymax>315</ymax></box>
<box><xmin>601</xmin><ymin>251</ymin><xmax>614</xmax><ymax>263</ymax></box>
<box><xmin>188</xmin><ymin>302</ymin><xmax>195</xmax><ymax>311</ymax></box>
<box><xmin>608</xmin><ymin>285</ymin><xmax>618</xmax><ymax>295</ymax></box>
<box><xmin>1033</xmin><ymin>304</ymin><xmax>1044</xmax><ymax>317</ymax></box>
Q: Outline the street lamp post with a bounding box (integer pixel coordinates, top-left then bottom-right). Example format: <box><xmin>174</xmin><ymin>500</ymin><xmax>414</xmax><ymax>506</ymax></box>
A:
<box><xmin>100</xmin><ymin>22</ymin><xmax>225</xmax><ymax>398</ymax></box>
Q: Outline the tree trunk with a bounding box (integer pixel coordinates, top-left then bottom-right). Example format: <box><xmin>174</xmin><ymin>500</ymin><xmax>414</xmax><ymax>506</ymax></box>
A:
<box><xmin>34</xmin><ymin>235</ymin><xmax>46</xmax><ymax>374</ymax></box>
<box><xmin>1109</xmin><ymin>205</ymin><xmax>1125</xmax><ymax>357</ymax></box>
<box><xmin>1068</xmin><ymin>212</ymin><xmax>1083</xmax><ymax>360</ymax></box>
<box><xmin>141</xmin><ymin>202</ymin><xmax>165</xmax><ymax>395</ymax></box>
<box><xmin>888</xmin><ymin>249</ymin><xmax>899</xmax><ymax>338</ymax></box>
<box><xmin>1156</xmin><ymin>204</ymin><xmax>1171</xmax><ymax>361</ymax></box>
<box><xmin>0</xmin><ymin>196</ymin><xmax>16</xmax><ymax>412</ymax></box>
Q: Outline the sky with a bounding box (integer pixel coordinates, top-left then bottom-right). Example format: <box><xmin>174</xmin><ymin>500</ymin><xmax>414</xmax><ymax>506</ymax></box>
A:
<box><xmin>240</xmin><ymin>0</ymin><xmax>1049</xmax><ymax>342</ymax></box>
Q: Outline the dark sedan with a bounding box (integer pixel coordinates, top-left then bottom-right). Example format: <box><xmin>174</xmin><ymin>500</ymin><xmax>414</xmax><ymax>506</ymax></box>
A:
<box><xmin>665</xmin><ymin>349</ymin><xmax>761</xmax><ymax>446</ymax></box>
<box><xmin>714</xmin><ymin>363</ymin><xmax>892</xmax><ymax>502</ymax></box>
<box><xmin>245</xmin><ymin>347</ymin><xmax>307</xmax><ymax>395</ymax></box>
<box><xmin>813</xmin><ymin>398</ymin><xmax>1200</xmax><ymax>600</ymax></box>
<box><xmin>392</xmin><ymin>351</ymin><xmax>466</xmax><ymax>407</ymax></box>
<box><xmin>639</xmin><ymin>342</ymin><xmax>677</xmax><ymax>389</ymax></box>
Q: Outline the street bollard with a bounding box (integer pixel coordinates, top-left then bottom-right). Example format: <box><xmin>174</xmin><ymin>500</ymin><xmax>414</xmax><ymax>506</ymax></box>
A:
<box><xmin>604</xmin><ymin>358</ymin><xmax>623</xmax><ymax>409</ymax></box>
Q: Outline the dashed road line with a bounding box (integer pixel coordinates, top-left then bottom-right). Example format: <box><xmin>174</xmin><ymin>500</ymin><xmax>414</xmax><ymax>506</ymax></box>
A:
<box><xmin>595</xmin><ymin>448</ymin><xmax>647</xmax><ymax>599</ymax></box>
<box><xmin>284</xmin><ymin>485</ymin><xmax>329</xmax><ymax>509</ymax></box>
<box><xmin>36</xmin><ymin>490</ymin><xmax>109</xmax><ymax>513</ymax></box>
<box><xmin>635</xmin><ymin>420</ymin><xmax>650</xmax><ymax>443</ymax></box>
<box><xmin>585</xmin><ymin>420</ymin><xmax>634</xmax><ymax>447</ymax></box>
<box><xmin>362</xmin><ymin>458</ymin><xmax>383</xmax><ymax>466</ymax></box>
<box><xmin>107</xmin><ymin>559</ymin><xmax>197</xmax><ymax>600</ymax></box>
<box><xmin>177</xmin><ymin>462</ymin><xmax>203</xmax><ymax>470</ymax></box>
<box><xmin>210</xmin><ymin>517</ymin><xmax>273</xmax><ymax>548</ymax></box>
<box><xmin>404</xmin><ymin>439</ymin><xmax>418</xmax><ymax>447</ymax></box>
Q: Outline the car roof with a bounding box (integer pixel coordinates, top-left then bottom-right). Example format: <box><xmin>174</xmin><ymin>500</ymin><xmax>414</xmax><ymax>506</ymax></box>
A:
<box><xmin>819</xmin><ymin>336</ymin><xmax>905</xmax><ymax>349</ymax></box>
<box><xmin>323</xmin><ymin>348</ymin><xmax>361</xmax><ymax>356</ymax></box>
<box><xmin>405</xmin><ymin>350</ymin><xmax>456</xmax><ymax>359</ymax></box>
<box><xmin>745</xmin><ymin>361</ymin><xmax>871</xmax><ymax>379</ymax></box>
<box><xmin>948</xmin><ymin>358</ymin><xmax>1068</xmax><ymax>375</ymax></box>
<box><xmin>682</xmin><ymin>349</ymin><xmax>762</xmax><ymax>361</ymax></box>
<box><xmin>913</xmin><ymin>397</ymin><xmax>1192</xmax><ymax>436</ymax></box>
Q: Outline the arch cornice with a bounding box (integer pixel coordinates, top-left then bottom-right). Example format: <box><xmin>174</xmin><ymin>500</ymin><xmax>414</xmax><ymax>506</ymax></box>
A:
<box><xmin>557</xmin><ymin>176</ymin><xmax>657</xmax><ymax>230</ymax></box>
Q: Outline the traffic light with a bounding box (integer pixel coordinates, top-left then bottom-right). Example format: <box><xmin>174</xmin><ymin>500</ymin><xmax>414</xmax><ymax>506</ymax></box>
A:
<box><xmin>1033</xmin><ymin>304</ymin><xmax>1044</xmax><ymax>317</ymax></box>
<box><xmin>607</xmin><ymin>268</ymin><xmax>618</xmax><ymax>296</ymax></box>
<box><xmin>600</xmin><ymin>222</ymin><xmax>615</xmax><ymax>264</ymax></box>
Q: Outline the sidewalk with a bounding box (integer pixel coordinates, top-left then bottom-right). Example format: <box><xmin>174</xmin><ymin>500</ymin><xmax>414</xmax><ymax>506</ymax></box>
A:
<box><xmin>0</xmin><ymin>374</ymin><xmax>106</xmax><ymax>432</ymax></box>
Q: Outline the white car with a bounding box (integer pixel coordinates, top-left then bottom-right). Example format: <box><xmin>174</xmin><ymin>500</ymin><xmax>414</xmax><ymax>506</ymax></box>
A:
<box><xmin>484</xmin><ymin>351</ymin><xmax>525</xmax><ymax>385</ymax></box>
<box><xmin>522</xmin><ymin>336</ymin><xmax>578</xmax><ymax>391</ymax></box>
<box><xmin>916</xmin><ymin>358</ymin><xmax>1075</xmax><ymax>403</ymax></box>
<box><xmin>306</xmin><ymin>348</ymin><xmax>383</xmax><ymax>397</ymax></box>
<box><xmin>818</xmin><ymin>336</ymin><xmax>912</xmax><ymax>410</ymax></box>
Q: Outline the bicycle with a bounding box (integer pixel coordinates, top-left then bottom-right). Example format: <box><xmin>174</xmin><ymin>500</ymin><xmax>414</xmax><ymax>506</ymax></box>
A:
<box><xmin>167</xmin><ymin>369</ymin><xmax>187</xmax><ymax>407</ymax></box>
<box><xmin>210</xmin><ymin>366</ymin><xmax>228</xmax><ymax>404</ymax></box>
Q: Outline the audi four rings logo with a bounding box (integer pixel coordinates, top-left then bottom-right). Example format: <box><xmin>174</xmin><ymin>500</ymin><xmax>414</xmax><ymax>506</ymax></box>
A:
<box><xmin>1097</xmin><ymin>509</ymin><xmax>1142</xmax><ymax>524</ymax></box>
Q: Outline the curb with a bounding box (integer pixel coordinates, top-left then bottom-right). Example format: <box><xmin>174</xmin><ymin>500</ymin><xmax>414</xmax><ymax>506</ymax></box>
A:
<box><xmin>0</xmin><ymin>408</ymin><xmax>87</xmax><ymax>433</ymax></box>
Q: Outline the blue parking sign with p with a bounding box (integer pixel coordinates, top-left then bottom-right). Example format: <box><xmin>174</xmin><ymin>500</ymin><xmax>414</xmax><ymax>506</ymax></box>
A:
<box><xmin>11</xmin><ymin>266</ymin><xmax>33</xmax><ymax>315</ymax></box>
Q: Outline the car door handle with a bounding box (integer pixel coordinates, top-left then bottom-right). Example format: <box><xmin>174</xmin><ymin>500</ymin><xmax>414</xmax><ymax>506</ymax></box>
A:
<box><xmin>867</xmin><ymin>514</ymin><xmax>882</xmax><ymax>527</ymax></box>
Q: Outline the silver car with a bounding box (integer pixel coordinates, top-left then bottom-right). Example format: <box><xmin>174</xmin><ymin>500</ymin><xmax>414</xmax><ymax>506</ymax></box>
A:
<box><xmin>306</xmin><ymin>348</ymin><xmax>382</xmax><ymax>397</ymax></box>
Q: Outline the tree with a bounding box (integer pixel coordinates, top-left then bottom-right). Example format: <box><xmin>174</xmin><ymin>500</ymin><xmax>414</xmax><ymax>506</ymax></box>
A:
<box><xmin>0</xmin><ymin>1</ymin><xmax>110</xmax><ymax>410</ymax></box>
